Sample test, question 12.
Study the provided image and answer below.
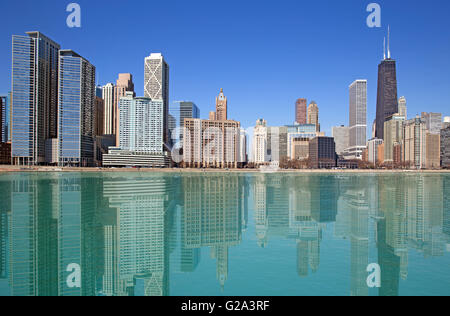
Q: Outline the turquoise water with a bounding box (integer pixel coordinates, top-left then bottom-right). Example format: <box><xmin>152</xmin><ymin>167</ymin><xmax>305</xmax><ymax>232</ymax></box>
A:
<box><xmin>0</xmin><ymin>172</ymin><xmax>449</xmax><ymax>296</ymax></box>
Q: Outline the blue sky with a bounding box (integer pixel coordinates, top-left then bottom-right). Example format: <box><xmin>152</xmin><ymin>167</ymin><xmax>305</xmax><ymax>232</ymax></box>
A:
<box><xmin>1</xmin><ymin>0</ymin><xmax>449</xmax><ymax>136</ymax></box>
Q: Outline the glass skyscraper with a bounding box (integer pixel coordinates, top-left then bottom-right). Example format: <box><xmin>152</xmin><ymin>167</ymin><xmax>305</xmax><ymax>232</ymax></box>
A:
<box><xmin>57</xmin><ymin>50</ymin><xmax>96</xmax><ymax>166</ymax></box>
<box><xmin>348</xmin><ymin>80</ymin><xmax>367</xmax><ymax>159</ymax></box>
<box><xmin>11</xmin><ymin>32</ymin><xmax>60</xmax><ymax>165</ymax></box>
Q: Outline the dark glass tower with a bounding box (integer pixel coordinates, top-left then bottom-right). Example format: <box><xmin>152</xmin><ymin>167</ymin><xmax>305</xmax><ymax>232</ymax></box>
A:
<box><xmin>375</xmin><ymin>58</ymin><xmax>398</xmax><ymax>140</ymax></box>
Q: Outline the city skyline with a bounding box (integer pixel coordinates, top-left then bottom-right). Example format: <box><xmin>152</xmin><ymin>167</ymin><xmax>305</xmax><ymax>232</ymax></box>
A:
<box><xmin>1</xmin><ymin>1</ymin><xmax>449</xmax><ymax>136</ymax></box>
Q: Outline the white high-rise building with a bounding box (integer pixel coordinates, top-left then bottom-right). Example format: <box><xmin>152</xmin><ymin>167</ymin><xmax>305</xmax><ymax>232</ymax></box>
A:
<box><xmin>144</xmin><ymin>53</ymin><xmax>169</xmax><ymax>144</ymax></box>
<box><xmin>346</xmin><ymin>80</ymin><xmax>367</xmax><ymax>160</ymax></box>
<box><xmin>102</xmin><ymin>83</ymin><xmax>115</xmax><ymax>135</ymax></box>
<box><xmin>239</xmin><ymin>128</ymin><xmax>247</xmax><ymax>165</ymax></box>
<box><xmin>252</xmin><ymin>119</ymin><xmax>268</xmax><ymax>164</ymax></box>
<box><xmin>398</xmin><ymin>96</ymin><xmax>407</xmax><ymax>119</ymax></box>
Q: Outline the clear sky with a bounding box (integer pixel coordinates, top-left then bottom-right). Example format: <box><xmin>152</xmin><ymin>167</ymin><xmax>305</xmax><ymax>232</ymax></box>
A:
<box><xmin>1</xmin><ymin>0</ymin><xmax>449</xmax><ymax>136</ymax></box>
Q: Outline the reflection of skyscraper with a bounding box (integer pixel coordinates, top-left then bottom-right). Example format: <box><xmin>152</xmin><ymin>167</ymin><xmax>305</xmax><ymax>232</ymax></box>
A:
<box><xmin>0</xmin><ymin>181</ymin><xmax>11</xmax><ymax>282</ymax></box>
<box><xmin>254</xmin><ymin>175</ymin><xmax>268</xmax><ymax>247</ymax></box>
<box><xmin>182</xmin><ymin>175</ymin><xmax>242</xmax><ymax>289</ymax></box>
<box><xmin>103</xmin><ymin>175</ymin><xmax>175</xmax><ymax>296</ymax></box>
<box><xmin>310</xmin><ymin>176</ymin><xmax>338</xmax><ymax>223</ymax></box>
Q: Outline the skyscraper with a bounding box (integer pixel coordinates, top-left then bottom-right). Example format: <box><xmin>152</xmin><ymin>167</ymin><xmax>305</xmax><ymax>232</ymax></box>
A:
<box><xmin>57</xmin><ymin>50</ymin><xmax>96</xmax><ymax>166</ymax></box>
<box><xmin>307</xmin><ymin>101</ymin><xmax>320</xmax><ymax>132</ymax></box>
<box><xmin>295</xmin><ymin>99</ymin><xmax>307</xmax><ymax>125</ymax></box>
<box><xmin>398</xmin><ymin>97</ymin><xmax>407</xmax><ymax>119</ymax></box>
<box><xmin>102</xmin><ymin>83</ymin><xmax>115</xmax><ymax>135</ymax></box>
<box><xmin>102</xmin><ymin>93</ymin><xmax>170</xmax><ymax>167</ymax></box>
<box><xmin>215</xmin><ymin>89</ymin><xmax>228</xmax><ymax>121</ymax></box>
<box><xmin>95</xmin><ymin>86</ymin><xmax>104</xmax><ymax>137</ymax></box>
<box><xmin>144</xmin><ymin>53</ymin><xmax>169</xmax><ymax>144</ymax></box>
<box><xmin>348</xmin><ymin>80</ymin><xmax>367</xmax><ymax>159</ymax></box>
<box><xmin>114</xmin><ymin>74</ymin><xmax>135</xmax><ymax>146</ymax></box>
<box><xmin>375</xmin><ymin>31</ymin><xmax>398</xmax><ymax>140</ymax></box>
<box><xmin>11</xmin><ymin>31</ymin><xmax>60</xmax><ymax>165</ymax></box>
<box><xmin>253</xmin><ymin>119</ymin><xmax>268</xmax><ymax>164</ymax></box>
<box><xmin>384</xmin><ymin>114</ymin><xmax>405</xmax><ymax>163</ymax></box>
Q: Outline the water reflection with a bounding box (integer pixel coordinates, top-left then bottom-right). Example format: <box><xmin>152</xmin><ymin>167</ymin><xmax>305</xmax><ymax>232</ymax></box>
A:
<box><xmin>0</xmin><ymin>172</ymin><xmax>449</xmax><ymax>296</ymax></box>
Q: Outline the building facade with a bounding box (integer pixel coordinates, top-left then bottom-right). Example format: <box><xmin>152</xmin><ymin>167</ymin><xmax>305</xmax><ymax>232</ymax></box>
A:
<box><xmin>398</xmin><ymin>96</ymin><xmax>407</xmax><ymax>119</ymax></box>
<box><xmin>11</xmin><ymin>32</ymin><xmax>60</xmax><ymax>165</ymax></box>
<box><xmin>102</xmin><ymin>83</ymin><xmax>115</xmax><ymax>135</ymax></box>
<box><xmin>295</xmin><ymin>99</ymin><xmax>307</xmax><ymax>125</ymax></box>
<box><xmin>253</xmin><ymin>119</ymin><xmax>268</xmax><ymax>164</ymax></box>
<box><xmin>348</xmin><ymin>80</ymin><xmax>367</xmax><ymax>159</ymax></box>
<box><xmin>403</xmin><ymin>117</ymin><xmax>427</xmax><ymax>169</ymax></box>
<box><xmin>441</xmin><ymin>127</ymin><xmax>450</xmax><ymax>168</ymax></box>
<box><xmin>367</xmin><ymin>138</ymin><xmax>384</xmax><ymax>164</ymax></box>
<box><xmin>144</xmin><ymin>53</ymin><xmax>169</xmax><ymax>144</ymax></box>
<box><xmin>309</xmin><ymin>137</ymin><xmax>336</xmax><ymax>169</ymax></box>
<box><xmin>183</xmin><ymin>119</ymin><xmax>240</xmax><ymax>168</ymax></box>
<box><xmin>425</xmin><ymin>133</ymin><xmax>440</xmax><ymax>169</ymax></box>
<box><xmin>57</xmin><ymin>50</ymin><xmax>96</xmax><ymax>166</ymax></box>
<box><xmin>384</xmin><ymin>114</ymin><xmax>405</xmax><ymax>163</ymax></box>
<box><xmin>332</xmin><ymin>126</ymin><xmax>349</xmax><ymax>156</ymax></box>
<box><xmin>291</xmin><ymin>138</ymin><xmax>310</xmax><ymax>160</ymax></box>
<box><xmin>114</xmin><ymin>74</ymin><xmax>135</xmax><ymax>146</ymax></box>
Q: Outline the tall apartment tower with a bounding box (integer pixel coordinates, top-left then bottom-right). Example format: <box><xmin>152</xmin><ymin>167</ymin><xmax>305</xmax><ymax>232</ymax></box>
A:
<box><xmin>114</xmin><ymin>74</ymin><xmax>135</xmax><ymax>146</ymax></box>
<box><xmin>421</xmin><ymin>112</ymin><xmax>443</xmax><ymax>135</ymax></box>
<box><xmin>215</xmin><ymin>89</ymin><xmax>228</xmax><ymax>121</ymax></box>
<box><xmin>0</xmin><ymin>96</ymin><xmax>4</xmax><ymax>143</ymax></box>
<box><xmin>57</xmin><ymin>50</ymin><xmax>96</xmax><ymax>166</ymax></box>
<box><xmin>348</xmin><ymin>80</ymin><xmax>367</xmax><ymax>159</ymax></box>
<box><xmin>375</xmin><ymin>30</ymin><xmax>398</xmax><ymax>140</ymax></box>
<box><xmin>307</xmin><ymin>101</ymin><xmax>320</xmax><ymax>132</ymax></box>
<box><xmin>102</xmin><ymin>83</ymin><xmax>115</xmax><ymax>135</ymax></box>
<box><xmin>144</xmin><ymin>53</ymin><xmax>169</xmax><ymax>144</ymax></box>
<box><xmin>398</xmin><ymin>96</ymin><xmax>407</xmax><ymax>119</ymax></box>
<box><xmin>11</xmin><ymin>31</ymin><xmax>60</xmax><ymax>165</ymax></box>
<box><xmin>295</xmin><ymin>99</ymin><xmax>307</xmax><ymax>125</ymax></box>
<box><xmin>253</xmin><ymin>119</ymin><xmax>268</xmax><ymax>164</ymax></box>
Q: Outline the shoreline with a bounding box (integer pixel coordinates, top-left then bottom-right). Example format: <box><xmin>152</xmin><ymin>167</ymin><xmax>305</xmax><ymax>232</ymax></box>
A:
<box><xmin>0</xmin><ymin>165</ymin><xmax>449</xmax><ymax>174</ymax></box>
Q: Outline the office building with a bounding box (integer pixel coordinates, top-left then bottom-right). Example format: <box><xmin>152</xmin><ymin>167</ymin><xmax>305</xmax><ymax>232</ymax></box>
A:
<box><xmin>426</xmin><ymin>133</ymin><xmax>440</xmax><ymax>169</ymax></box>
<box><xmin>172</xmin><ymin>101</ymin><xmax>200</xmax><ymax>142</ymax></box>
<box><xmin>367</xmin><ymin>138</ymin><xmax>384</xmax><ymax>164</ymax></box>
<box><xmin>309</xmin><ymin>136</ymin><xmax>336</xmax><ymax>169</ymax></box>
<box><xmin>384</xmin><ymin>114</ymin><xmax>405</xmax><ymax>163</ymax></box>
<box><xmin>307</xmin><ymin>101</ymin><xmax>320</xmax><ymax>132</ymax></box>
<box><xmin>441</xmin><ymin>127</ymin><xmax>450</xmax><ymax>168</ymax></box>
<box><xmin>286</xmin><ymin>124</ymin><xmax>317</xmax><ymax>159</ymax></box>
<box><xmin>253</xmin><ymin>119</ymin><xmax>268</xmax><ymax>164</ymax></box>
<box><xmin>0</xmin><ymin>142</ymin><xmax>10</xmax><ymax>164</ymax></box>
<box><xmin>375</xmin><ymin>33</ymin><xmax>398</xmax><ymax>140</ymax></box>
<box><xmin>347</xmin><ymin>80</ymin><xmax>367</xmax><ymax>159</ymax></box>
<box><xmin>421</xmin><ymin>112</ymin><xmax>442</xmax><ymax>135</ymax></box>
<box><xmin>11</xmin><ymin>31</ymin><xmax>60</xmax><ymax>165</ymax></box>
<box><xmin>332</xmin><ymin>126</ymin><xmax>349</xmax><ymax>156</ymax></box>
<box><xmin>291</xmin><ymin>138</ymin><xmax>310</xmax><ymax>160</ymax></box>
<box><xmin>95</xmin><ymin>93</ymin><xmax>104</xmax><ymax>137</ymax></box>
<box><xmin>403</xmin><ymin>117</ymin><xmax>427</xmax><ymax>169</ymax></box>
<box><xmin>215</xmin><ymin>88</ymin><xmax>227</xmax><ymax>121</ymax></box>
<box><xmin>102</xmin><ymin>83</ymin><xmax>115</xmax><ymax>135</ymax></box>
<box><xmin>103</xmin><ymin>93</ymin><xmax>170</xmax><ymax>167</ymax></box>
<box><xmin>114</xmin><ymin>74</ymin><xmax>135</xmax><ymax>146</ymax></box>
<box><xmin>144</xmin><ymin>53</ymin><xmax>169</xmax><ymax>144</ymax></box>
<box><xmin>183</xmin><ymin>119</ymin><xmax>240</xmax><ymax>168</ymax></box>
<box><xmin>295</xmin><ymin>99</ymin><xmax>307</xmax><ymax>125</ymax></box>
<box><xmin>57</xmin><ymin>50</ymin><xmax>96</xmax><ymax>166</ymax></box>
<box><xmin>267</xmin><ymin>126</ymin><xmax>288</xmax><ymax>162</ymax></box>
<box><xmin>398</xmin><ymin>97</ymin><xmax>407</xmax><ymax>119</ymax></box>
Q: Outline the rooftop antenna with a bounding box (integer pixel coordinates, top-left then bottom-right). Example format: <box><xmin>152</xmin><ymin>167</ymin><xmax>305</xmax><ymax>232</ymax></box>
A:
<box><xmin>383</xmin><ymin>37</ymin><xmax>386</xmax><ymax>60</ymax></box>
<box><xmin>387</xmin><ymin>25</ymin><xmax>391</xmax><ymax>59</ymax></box>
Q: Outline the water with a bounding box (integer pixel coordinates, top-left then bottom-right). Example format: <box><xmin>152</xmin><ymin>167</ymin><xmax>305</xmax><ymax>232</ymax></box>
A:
<box><xmin>0</xmin><ymin>172</ymin><xmax>449</xmax><ymax>296</ymax></box>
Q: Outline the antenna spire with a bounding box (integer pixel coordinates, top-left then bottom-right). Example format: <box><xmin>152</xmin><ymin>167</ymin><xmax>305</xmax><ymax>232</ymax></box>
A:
<box><xmin>387</xmin><ymin>25</ymin><xmax>391</xmax><ymax>59</ymax></box>
<box><xmin>383</xmin><ymin>37</ymin><xmax>386</xmax><ymax>60</ymax></box>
